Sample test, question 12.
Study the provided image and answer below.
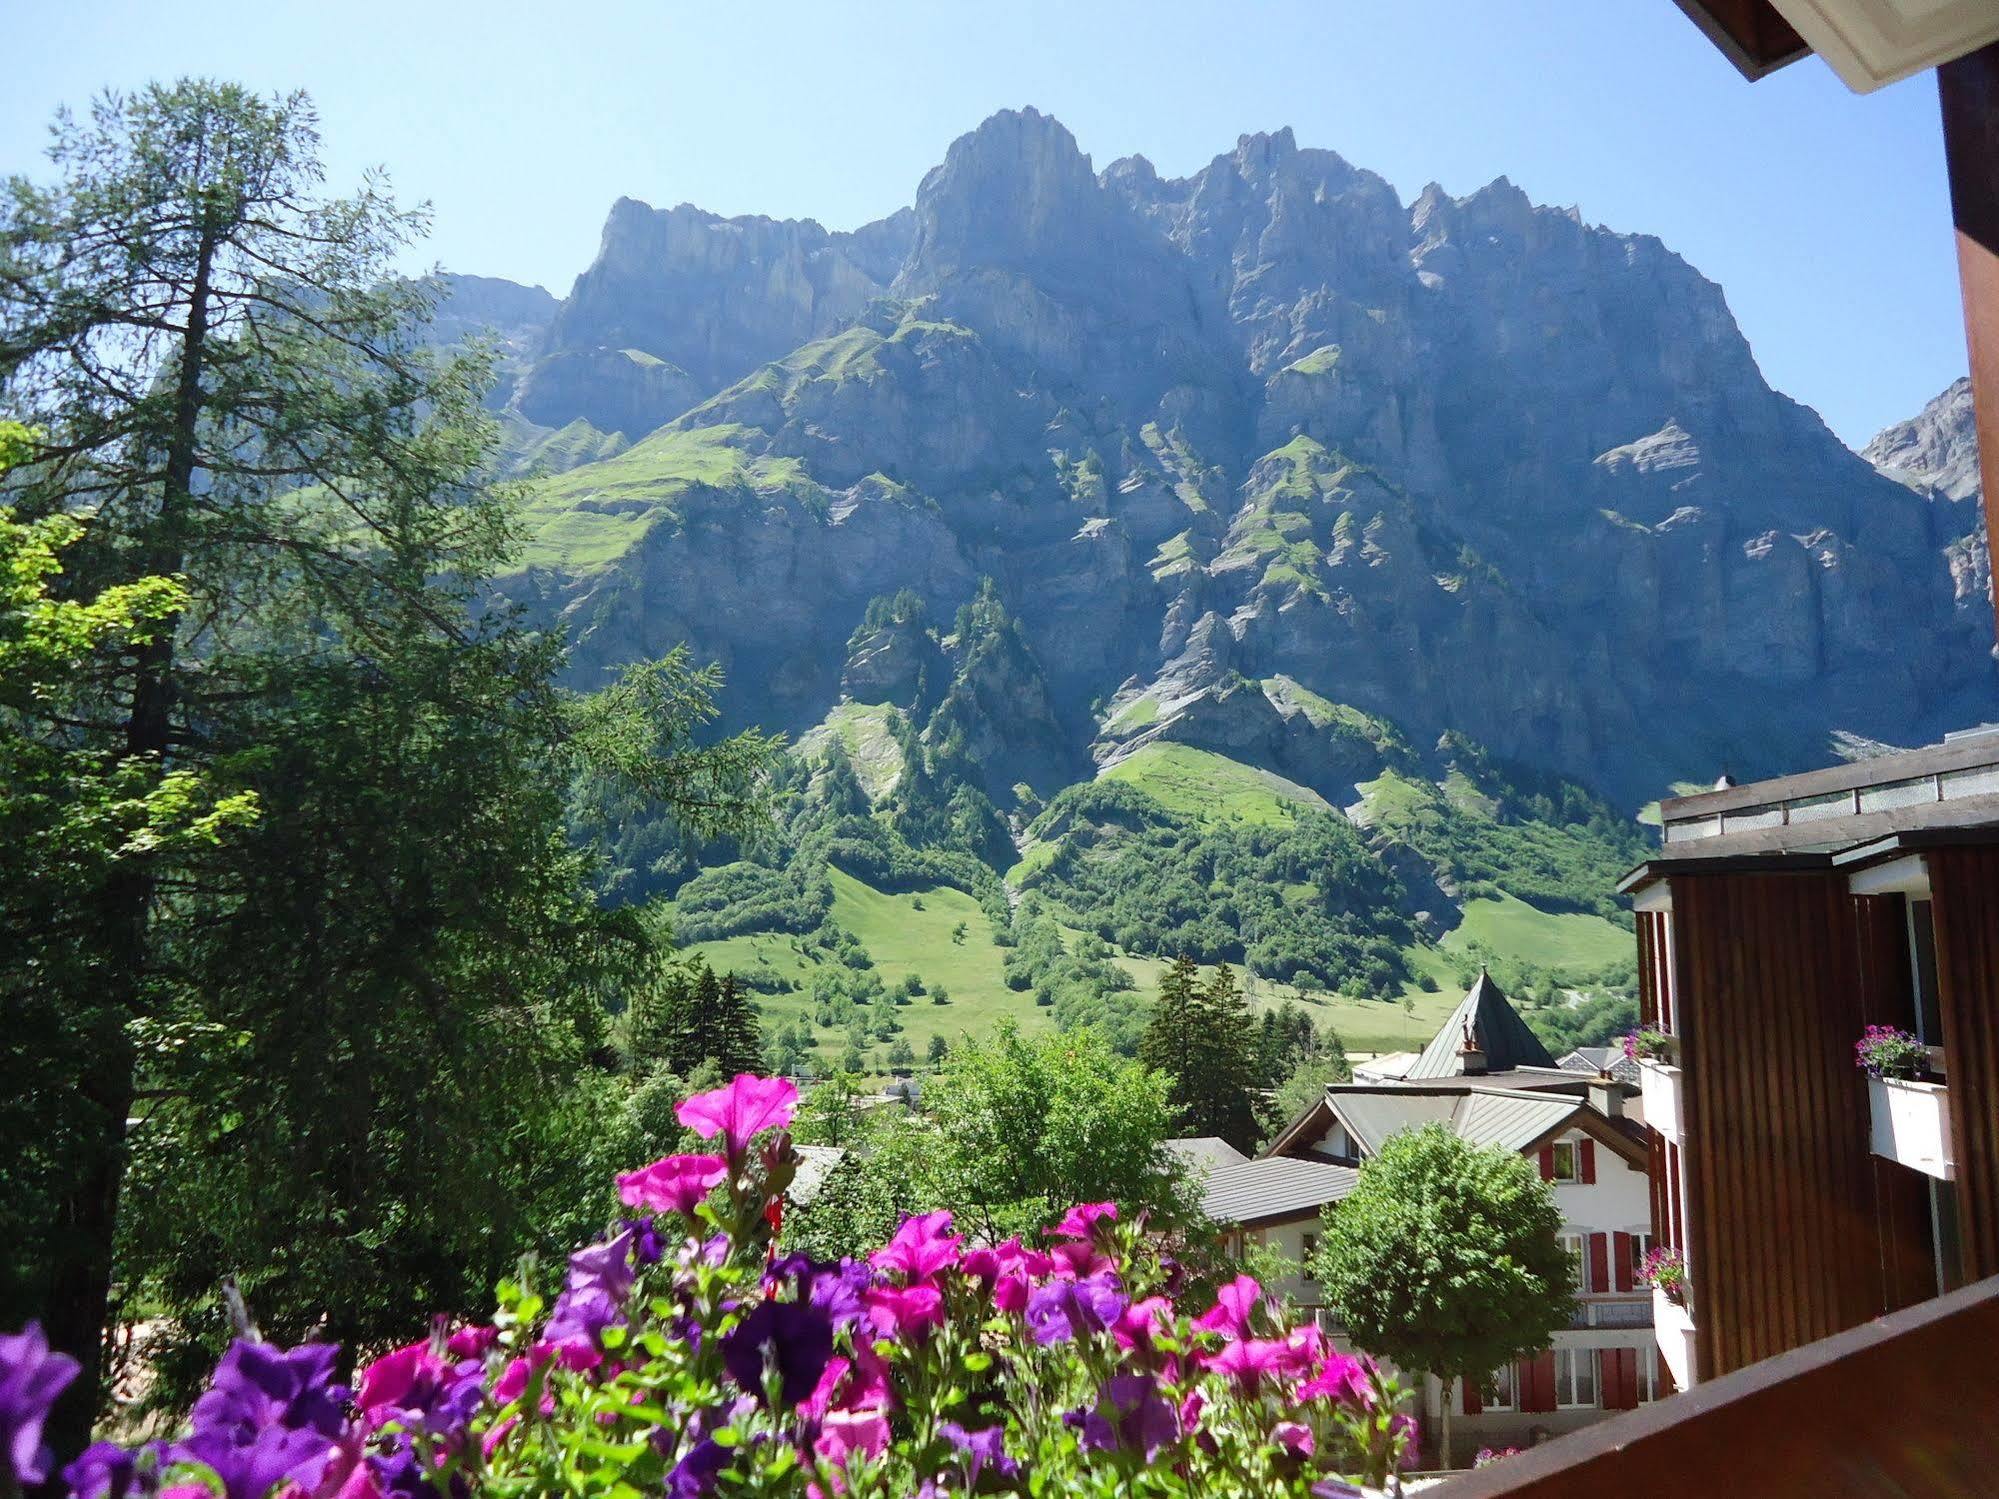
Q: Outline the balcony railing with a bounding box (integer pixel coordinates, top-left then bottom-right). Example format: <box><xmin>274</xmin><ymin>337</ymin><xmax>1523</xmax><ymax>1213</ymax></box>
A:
<box><xmin>1868</xmin><ymin>1074</ymin><xmax>1954</xmax><ymax>1180</ymax></box>
<box><xmin>1569</xmin><ymin>1295</ymin><xmax>1655</xmax><ymax>1330</ymax></box>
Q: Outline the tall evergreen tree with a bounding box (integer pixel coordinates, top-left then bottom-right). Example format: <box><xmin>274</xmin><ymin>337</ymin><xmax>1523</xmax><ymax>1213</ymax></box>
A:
<box><xmin>1136</xmin><ymin>954</ymin><xmax>1203</xmax><ymax>1090</ymax></box>
<box><xmin>711</xmin><ymin>972</ymin><xmax>766</xmax><ymax>1077</ymax></box>
<box><xmin>0</xmin><ymin>81</ymin><xmax>774</xmax><ymax>1447</ymax></box>
<box><xmin>1138</xmin><ymin>956</ymin><xmax>1259</xmax><ymax>1149</ymax></box>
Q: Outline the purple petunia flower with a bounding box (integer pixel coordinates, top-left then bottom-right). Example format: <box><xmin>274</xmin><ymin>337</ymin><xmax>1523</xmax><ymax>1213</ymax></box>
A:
<box><xmin>1193</xmin><ymin>1275</ymin><xmax>1263</xmax><ymax>1338</ymax></box>
<box><xmin>622</xmin><ymin>1216</ymin><xmax>668</xmax><ymax>1268</ymax></box>
<box><xmin>0</xmin><ymin>1321</ymin><xmax>80</xmax><ymax>1488</ymax></box>
<box><xmin>938</xmin><ymin>1421</ymin><xmax>1018</xmax><ymax>1488</ymax></box>
<box><xmin>667</xmin><ymin>1437</ymin><xmax>730</xmax><ymax>1499</ymax></box>
<box><xmin>169</xmin><ymin>1421</ymin><xmax>336</xmax><ymax>1499</ymax></box>
<box><xmin>353</xmin><ymin>1341</ymin><xmax>484</xmax><ymax>1441</ymax></box>
<box><xmin>1076</xmin><ymin>1373</ymin><xmax>1178</xmax><ymax>1461</ymax></box>
<box><xmin>1025</xmin><ymin>1273</ymin><xmax>1125</xmax><ymax>1346</ymax></box>
<box><xmin>543</xmin><ymin>1226</ymin><xmax>637</xmax><ymax>1367</ymax></box>
<box><xmin>189</xmin><ymin>1339</ymin><xmax>348</xmax><ymax>1444</ymax></box>
<box><xmin>720</xmin><ymin>1298</ymin><xmax>834</xmax><ymax>1409</ymax></box>
<box><xmin>62</xmin><ymin>1439</ymin><xmax>137</xmax><ymax>1499</ymax></box>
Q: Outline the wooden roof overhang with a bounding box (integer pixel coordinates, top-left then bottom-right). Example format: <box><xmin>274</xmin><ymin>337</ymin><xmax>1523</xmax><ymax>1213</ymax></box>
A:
<box><xmin>1671</xmin><ymin>1</ymin><xmax>1810</xmax><ymax>79</ymax></box>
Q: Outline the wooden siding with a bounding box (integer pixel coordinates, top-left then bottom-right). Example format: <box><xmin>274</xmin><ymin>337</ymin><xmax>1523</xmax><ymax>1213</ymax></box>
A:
<box><xmin>1668</xmin><ymin>872</ymin><xmax>1880</xmax><ymax>1378</ymax></box>
<box><xmin>1436</xmin><ymin>1274</ymin><xmax>1999</xmax><ymax>1499</ymax></box>
<box><xmin>1928</xmin><ymin>845</ymin><xmax>1999</xmax><ymax>1279</ymax></box>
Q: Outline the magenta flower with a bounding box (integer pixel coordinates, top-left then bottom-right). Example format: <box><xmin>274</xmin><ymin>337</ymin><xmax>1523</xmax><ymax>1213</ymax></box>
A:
<box><xmin>677</xmin><ymin>1075</ymin><xmax>799</xmax><ymax>1163</ymax></box>
<box><xmin>0</xmin><ymin>1321</ymin><xmax>79</xmax><ymax>1488</ymax></box>
<box><xmin>1048</xmin><ymin>1242</ymin><xmax>1115</xmax><ymax>1280</ymax></box>
<box><xmin>1200</xmin><ymin>1336</ymin><xmax>1292</xmax><ymax>1391</ymax></box>
<box><xmin>618</xmin><ymin>1154</ymin><xmax>729</xmax><ymax>1217</ymax></box>
<box><xmin>1051</xmin><ymin>1201</ymin><xmax>1118</xmax><ymax>1240</ymax></box>
<box><xmin>869</xmin><ymin>1211</ymin><xmax>962</xmax><ymax>1281</ymax></box>
<box><xmin>1193</xmin><ymin>1275</ymin><xmax>1263</xmax><ymax>1338</ymax></box>
<box><xmin>1298</xmin><ymin>1351</ymin><xmax>1372</xmax><ymax>1407</ymax></box>
<box><xmin>814</xmin><ymin>1407</ymin><xmax>890</xmax><ymax>1467</ymax></box>
<box><xmin>1112</xmin><ymin>1295</ymin><xmax>1173</xmax><ymax>1352</ymax></box>
<box><xmin>1274</xmin><ymin>1421</ymin><xmax>1315</xmax><ymax>1458</ymax></box>
<box><xmin>862</xmin><ymin>1282</ymin><xmax>945</xmax><ymax>1339</ymax></box>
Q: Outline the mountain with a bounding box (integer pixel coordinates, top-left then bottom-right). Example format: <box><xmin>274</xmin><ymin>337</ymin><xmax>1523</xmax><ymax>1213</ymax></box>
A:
<box><xmin>459</xmin><ymin>110</ymin><xmax>1991</xmax><ymax>816</ymax></box>
<box><xmin>424</xmin><ymin>112</ymin><xmax>1998</xmax><ymax>1068</ymax></box>
<box><xmin>1863</xmin><ymin>376</ymin><xmax>1989</xmax><ymax>624</ymax></box>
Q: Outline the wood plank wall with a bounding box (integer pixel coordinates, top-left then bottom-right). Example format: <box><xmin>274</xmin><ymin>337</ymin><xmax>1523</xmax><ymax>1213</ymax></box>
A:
<box><xmin>1669</xmin><ymin>873</ymin><xmax>1881</xmax><ymax>1377</ymax></box>
<box><xmin>1928</xmin><ymin>846</ymin><xmax>1999</xmax><ymax>1280</ymax></box>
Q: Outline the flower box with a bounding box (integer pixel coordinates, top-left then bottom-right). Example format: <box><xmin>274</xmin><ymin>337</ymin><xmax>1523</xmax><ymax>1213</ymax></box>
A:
<box><xmin>1653</xmin><ymin>1286</ymin><xmax>1697</xmax><ymax>1391</ymax></box>
<box><xmin>1868</xmin><ymin>1074</ymin><xmax>1954</xmax><ymax>1180</ymax></box>
<box><xmin>1639</xmin><ymin>1057</ymin><xmax>1685</xmax><ymax>1142</ymax></box>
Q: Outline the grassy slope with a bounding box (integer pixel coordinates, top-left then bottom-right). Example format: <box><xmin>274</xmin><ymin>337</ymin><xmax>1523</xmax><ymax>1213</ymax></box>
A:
<box><xmin>796</xmin><ymin>703</ymin><xmax>907</xmax><ymax>801</ymax></box>
<box><xmin>1098</xmin><ymin>742</ymin><xmax>1332</xmax><ymax>827</ymax></box>
<box><xmin>682</xmin><ymin>868</ymin><xmax>1055</xmax><ymax>1067</ymax></box>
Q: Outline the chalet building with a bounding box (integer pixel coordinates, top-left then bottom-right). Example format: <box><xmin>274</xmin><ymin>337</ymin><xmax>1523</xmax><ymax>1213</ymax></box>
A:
<box><xmin>1619</xmin><ymin>726</ymin><xmax>1999</xmax><ymax>1392</ymax></box>
<box><xmin>1204</xmin><ymin>972</ymin><xmax>1664</xmax><ymax>1450</ymax></box>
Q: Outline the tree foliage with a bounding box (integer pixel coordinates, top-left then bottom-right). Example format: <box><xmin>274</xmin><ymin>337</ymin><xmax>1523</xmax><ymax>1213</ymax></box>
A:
<box><xmin>1309</xmin><ymin>1125</ymin><xmax>1574</xmax><ymax>1465</ymax></box>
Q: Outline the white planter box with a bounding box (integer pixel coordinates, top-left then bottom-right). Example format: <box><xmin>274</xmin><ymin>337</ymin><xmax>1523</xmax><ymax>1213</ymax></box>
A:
<box><xmin>1653</xmin><ymin>1286</ymin><xmax>1696</xmax><ymax>1391</ymax></box>
<box><xmin>1869</xmin><ymin>1075</ymin><xmax>1954</xmax><ymax>1180</ymax></box>
<box><xmin>1639</xmin><ymin>1058</ymin><xmax>1685</xmax><ymax>1142</ymax></box>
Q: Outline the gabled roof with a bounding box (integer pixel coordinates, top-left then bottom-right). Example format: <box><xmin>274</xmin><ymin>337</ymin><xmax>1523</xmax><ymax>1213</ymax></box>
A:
<box><xmin>1452</xmin><ymin>1088</ymin><xmax>1586</xmax><ymax>1155</ymax></box>
<box><xmin>1200</xmin><ymin>1155</ymin><xmax>1359</xmax><ymax>1228</ymax></box>
<box><xmin>1404</xmin><ymin>969</ymin><xmax>1557</xmax><ymax>1079</ymax></box>
<box><xmin>1324</xmin><ymin>1089</ymin><xmax>1458</xmax><ymax>1155</ymax></box>
<box><xmin>1560</xmin><ymin>1045</ymin><xmax>1640</xmax><ymax>1085</ymax></box>
<box><xmin>1166</xmin><ymin>1137</ymin><xmax>1250</xmax><ymax>1174</ymax></box>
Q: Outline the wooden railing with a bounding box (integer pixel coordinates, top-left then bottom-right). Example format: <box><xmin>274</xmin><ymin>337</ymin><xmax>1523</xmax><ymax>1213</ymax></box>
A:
<box><xmin>1433</xmin><ymin>1274</ymin><xmax>1999</xmax><ymax>1496</ymax></box>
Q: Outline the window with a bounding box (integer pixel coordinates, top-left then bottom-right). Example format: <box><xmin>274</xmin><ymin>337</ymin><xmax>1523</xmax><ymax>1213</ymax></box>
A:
<box><xmin>1554</xmin><ymin>1348</ymin><xmax>1598</xmax><ymax>1408</ymax></box>
<box><xmin>1634</xmin><ymin>1350</ymin><xmax>1658</xmax><ymax>1404</ymax></box>
<box><xmin>1485</xmin><ymin>1362</ymin><xmax>1517</xmax><ymax>1411</ymax></box>
<box><xmin>1559</xmin><ymin>1232</ymin><xmax>1587</xmax><ymax>1294</ymax></box>
<box><xmin>1549</xmin><ymin>1141</ymin><xmax>1579</xmax><ymax>1182</ymax></box>
<box><xmin>1627</xmin><ymin>1231</ymin><xmax>1653</xmax><ymax>1286</ymax></box>
<box><xmin>1908</xmin><ymin>899</ymin><xmax>1944</xmax><ymax>1047</ymax></box>
<box><xmin>1301</xmin><ymin>1232</ymin><xmax>1319</xmax><ymax>1261</ymax></box>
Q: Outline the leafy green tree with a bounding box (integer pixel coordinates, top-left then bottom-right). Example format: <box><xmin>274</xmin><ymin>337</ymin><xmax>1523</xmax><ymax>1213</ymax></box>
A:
<box><xmin>926</xmin><ymin>1034</ymin><xmax>948</xmax><ymax>1066</ymax></box>
<box><xmin>1</xmin><ymin>81</ymin><xmax>774</xmax><ymax>1441</ymax></box>
<box><xmin>1309</xmin><ymin>1126</ymin><xmax>1575</xmax><ymax>1468</ymax></box>
<box><xmin>885</xmin><ymin>1038</ymin><xmax>915</xmax><ymax>1073</ymax></box>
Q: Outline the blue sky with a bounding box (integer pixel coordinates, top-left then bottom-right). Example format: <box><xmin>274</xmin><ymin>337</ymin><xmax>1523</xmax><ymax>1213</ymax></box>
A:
<box><xmin>3</xmin><ymin>0</ymin><xmax>1969</xmax><ymax>447</ymax></box>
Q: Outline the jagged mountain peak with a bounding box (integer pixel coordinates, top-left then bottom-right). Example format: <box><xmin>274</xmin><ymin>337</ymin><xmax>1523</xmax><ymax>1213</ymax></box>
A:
<box><xmin>1865</xmin><ymin>375</ymin><xmax>1980</xmax><ymax>503</ymax></box>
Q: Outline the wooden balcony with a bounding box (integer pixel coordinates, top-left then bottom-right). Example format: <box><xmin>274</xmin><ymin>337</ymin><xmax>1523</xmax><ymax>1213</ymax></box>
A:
<box><xmin>1437</xmin><ymin>1274</ymin><xmax>1999</xmax><ymax>1497</ymax></box>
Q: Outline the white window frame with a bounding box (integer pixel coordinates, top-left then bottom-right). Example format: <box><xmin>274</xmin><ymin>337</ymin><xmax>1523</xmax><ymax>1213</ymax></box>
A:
<box><xmin>1479</xmin><ymin>1362</ymin><xmax>1518</xmax><ymax>1412</ymax></box>
<box><xmin>1554</xmin><ymin>1347</ymin><xmax>1599</xmax><ymax>1409</ymax></box>
<box><xmin>1559</xmin><ymin>1231</ymin><xmax>1588</xmax><ymax>1295</ymax></box>
<box><xmin>1627</xmin><ymin>1229</ymin><xmax>1654</xmax><ymax>1287</ymax></box>
<box><xmin>1634</xmin><ymin>1349</ymin><xmax>1658</xmax><ymax>1404</ymax></box>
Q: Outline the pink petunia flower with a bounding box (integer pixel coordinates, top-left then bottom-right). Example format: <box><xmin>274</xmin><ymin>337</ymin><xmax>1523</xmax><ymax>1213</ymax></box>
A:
<box><xmin>1298</xmin><ymin>1351</ymin><xmax>1373</xmax><ymax>1408</ymax></box>
<box><xmin>815</xmin><ymin>1407</ymin><xmax>891</xmax><ymax>1468</ymax></box>
<box><xmin>616</xmin><ymin>1154</ymin><xmax>729</xmax><ymax>1217</ymax></box>
<box><xmin>1200</xmin><ymin>1336</ymin><xmax>1292</xmax><ymax>1391</ymax></box>
<box><xmin>676</xmin><ymin>1075</ymin><xmax>799</xmax><ymax>1163</ymax></box>
<box><xmin>862</xmin><ymin>1283</ymin><xmax>945</xmax><ymax>1339</ymax></box>
<box><xmin>1050</xmin><ymin>1201</ymin><xmax>1118</xmax><ymax>1240</ymax></box>
<box><xmin>1193</xmin><ymin>1274</ymin><xmax>1263</xmax><ymax>1337</ymax></box>
<box><xmin>869</xmin><ymin>1211</ymin><xmax>961</xmax><ymax>1281</ymax></box>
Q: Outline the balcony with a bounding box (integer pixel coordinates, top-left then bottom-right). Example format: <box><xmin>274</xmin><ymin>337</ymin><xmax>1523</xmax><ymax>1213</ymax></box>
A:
<box><xmin>1654</xmin><ymin>1286</ymin><xmax>1696</xmax><ymax>1390</ymax></box>
<box><xmin>1570</xmin><ymin>1295</ymin><xmax>1655</xmax><ymax>1330</ymax></box>
<box><xmin>1868</xmin><ymin>1075</ymin><xmax>1954</xmax><ymax>1180</ymax></box>
<box><xmin>1639</xmin><ymin>1056</ymin><xmax>1685</xmax><ymax>1142</ymax></box>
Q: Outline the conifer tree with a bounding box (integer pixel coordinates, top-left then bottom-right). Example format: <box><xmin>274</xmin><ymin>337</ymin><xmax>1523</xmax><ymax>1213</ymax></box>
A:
<box><xmin>711</xmin><ymin>972</ymin><xmax>766</xmax><ymax>1077</ymax></box>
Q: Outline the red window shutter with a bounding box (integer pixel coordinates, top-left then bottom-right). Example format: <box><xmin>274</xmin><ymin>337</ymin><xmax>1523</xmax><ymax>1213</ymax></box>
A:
<box><xmin>1523</xmin><ymin>1351</ymin><xmax>1557</xmax><ymax>1413</ymax></box>
<box><xmin>1538</xmin><ymin>1144</ymin><xmax>1556</xmax><ymax>1180</ymax></box>
<box><xmin>1587</xmin><ymin>1233</ymin><xmax>1609</xmax><ymax>1295</ymax></box>
<box><xmin>1462</xmin><ymin>1377</ymin><xmax>1482</xmax><ymax>1415</ymax></box>
<box><xmin>1613</xmin><ymin>1231</ymin><xmax>1634</xmax><ymax>1292</ymax></box>
<box><xmin>1579</xmin><ymin>1138</ymin><xmax>1597</xmax><ymax>1184</ymax></box>
<box><xmin>1607</xmin><ymin>1348</ymin><xmax>1639</xmax><ymax>1410</ymax></box>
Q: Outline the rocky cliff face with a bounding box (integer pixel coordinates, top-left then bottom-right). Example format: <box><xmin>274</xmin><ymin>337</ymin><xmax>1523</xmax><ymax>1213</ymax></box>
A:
<box><xmin>453</xmin><ymin>111</ymin><xmax>1995</xmax><ymax>808</ymax></box>
<box><xmin>1864</xmin><ymin>376</ymin><xmax>1988</xmax><ymax>625</ymax></box>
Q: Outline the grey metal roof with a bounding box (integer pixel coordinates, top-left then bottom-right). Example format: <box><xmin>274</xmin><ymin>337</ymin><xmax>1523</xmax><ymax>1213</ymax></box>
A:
<box><xmin>787</xmin><ymin>1145</ymin><xmax>847</xmax><ymax>1208</ymax></box>
<box><xmin>1325</xmin><ymin>1089</ymin><xmax>1458</xmax><ymax>1154</ymax></box>
<box><xmin>1201</xmin><ymin>1156</ymin><xmax>1359</xmax><ymax>1226</ymax></box>
<box><xmin>1405</xmin><ymin>970</ymin><xmax>1558</xmax><ymax>1079</ymax></box>
<box><xmin>1451</xmin><ymin>1089</ymin><xmax>1584</xmax><ymax>1154</ymax></box>
<box><xmin>1559</xmin><ymin>1046</ymin><xmax>1640</xmax><ymax>1085</ymax></box>
<box><xmin>1167</xmin><ymin>1137</ymin><xmax>1250</xmax><ymax>1174</ymax></box>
